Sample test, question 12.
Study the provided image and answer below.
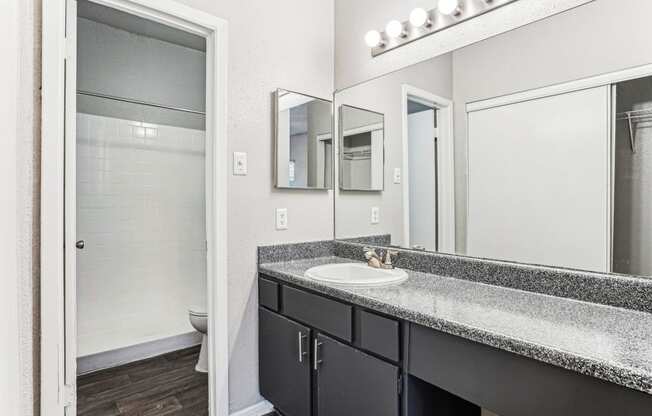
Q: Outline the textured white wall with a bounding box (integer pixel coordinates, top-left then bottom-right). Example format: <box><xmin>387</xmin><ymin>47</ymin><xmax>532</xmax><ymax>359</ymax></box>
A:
<box><xmin>182</xmin><ymin>1</ymin><xmax>335</xmax><ymax>411</ymax></box>
<box><xmin>76</xmin><ymin>113</ymin><xmax>207</xmax><ymax>357</ymax></box>
<box><xmin>12</xmin><ymin>0</ymin><xmax>334</xmax><ymax>415</ymax></box>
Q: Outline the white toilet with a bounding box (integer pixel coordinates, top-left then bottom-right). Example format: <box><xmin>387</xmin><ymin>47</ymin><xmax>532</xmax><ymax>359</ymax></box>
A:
<box><xmin>188</xmin><ymin>307</ymin><xmax>208</xmax><ymax>373</ymax></box>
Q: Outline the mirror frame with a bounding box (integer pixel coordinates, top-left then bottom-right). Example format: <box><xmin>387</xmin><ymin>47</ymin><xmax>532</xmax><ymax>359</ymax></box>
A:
<box><xmin>338</xmin><ymin>104</ymin><xmax>386</xmax><ymax>192</ymax></box>
<box><xmin>274</xmin><ymin>88</ymin><xmax>334</xmax><ymax>190</ymax></box>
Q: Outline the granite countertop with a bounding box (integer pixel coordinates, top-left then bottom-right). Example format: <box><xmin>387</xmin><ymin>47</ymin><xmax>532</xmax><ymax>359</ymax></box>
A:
<box><xmin>259</xmin><ymin>256</ymin><xmax>652</xmax><ymax>395</ymax></box>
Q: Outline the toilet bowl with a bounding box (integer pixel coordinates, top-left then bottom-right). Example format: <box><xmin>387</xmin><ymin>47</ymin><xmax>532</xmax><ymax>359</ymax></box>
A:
<box><xmin>188</xmin><ymin>307</ymin><xmax>208</xmax><ymax>373</ymax></box>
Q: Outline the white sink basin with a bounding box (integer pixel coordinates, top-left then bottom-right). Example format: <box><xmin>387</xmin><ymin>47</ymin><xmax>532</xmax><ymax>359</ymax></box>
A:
<box><xmin>305</xmin><ymin>263</ymin><xmax>408</xmax><ymax>287</ymax></box>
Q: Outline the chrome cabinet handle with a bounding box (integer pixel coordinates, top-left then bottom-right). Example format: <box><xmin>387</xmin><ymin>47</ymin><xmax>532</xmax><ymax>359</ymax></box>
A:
<box><xmin>313</xmin><ymin>339</ymin><xmax>323</xmax><ymax>371</ymax></box>
<box><xmin>76</xmin><ymin>240</ymin><xmax>85</xmax><ymax>249</ymax></box>
<box><xmin>298</xmin><ymin>331</ymin><xmax>308</xmax><ymax>363</ymax></box>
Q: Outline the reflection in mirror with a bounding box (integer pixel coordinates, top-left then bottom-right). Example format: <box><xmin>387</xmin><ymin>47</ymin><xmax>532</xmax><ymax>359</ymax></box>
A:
<box><xmin>334</xmin><ymin>0</ymin><xmax>652</xmax><ymax>278</ymax></box>
<box><xmin>339</xmin><ymin>105</ymin><xmax>384</xmax><ymax>191</ymax></box>
<box><xmin>275</xmin><ymin>89</ymin><xmax>333</xmax><ymax>189</ymax></box>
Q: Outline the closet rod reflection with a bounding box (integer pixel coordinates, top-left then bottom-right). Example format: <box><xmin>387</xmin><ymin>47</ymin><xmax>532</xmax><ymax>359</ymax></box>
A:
<box><xmin>77</xmin><ymin>90</ymin><xmax>206</xmax><ymax>115</ymax></box>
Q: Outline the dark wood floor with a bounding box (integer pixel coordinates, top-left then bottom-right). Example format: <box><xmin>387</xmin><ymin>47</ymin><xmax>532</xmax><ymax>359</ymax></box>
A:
<box><xmin>77</xmin><ymin>346</ymin><xmax>208</xmax><ymax>416</ymax></box>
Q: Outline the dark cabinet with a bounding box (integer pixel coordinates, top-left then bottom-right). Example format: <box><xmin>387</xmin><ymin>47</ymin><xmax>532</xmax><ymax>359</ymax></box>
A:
<box><xmin>316</xmin><ymin>333</ymin><xmax>400</xmax><ymax>416</ymax></box>
<box><xmin>259</xmin><ymin>308</ymin><xmax>311</xmax><ymax>416</ymax></box>
<box><xmin>259</xmin><ymin>278</ymin><xmax>401</xmax><ymax>416</ymax></box>
<box><xmin>259</xmin><ymin>278</ymin><xmax>279</xmax><ymax>311</ymax></box>
<box><xmin>356</xmin><ymin>309</ymin><xmax>400</xmax><ymax>362</ymax></box>
<box><xmin>282</xmin><ymin>285</ymin><xmax>353</xmax><ymax>342</ymax></box>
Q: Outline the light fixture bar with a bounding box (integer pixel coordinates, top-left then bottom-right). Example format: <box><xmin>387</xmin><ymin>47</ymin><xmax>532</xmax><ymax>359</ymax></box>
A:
<box><xmin>369</xmin><ymin>0</ymin><xmax>518</xmax><ymax>57</ymax></box>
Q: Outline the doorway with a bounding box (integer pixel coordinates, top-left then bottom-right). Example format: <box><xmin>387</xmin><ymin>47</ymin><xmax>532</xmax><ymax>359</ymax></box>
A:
<box><xmin>41</xmin><ymin>1</ymin><xmax>228</xmax><ymax>415</ymax></box>
<box><xmin>407</xmin><ymin>100</ymin><xmax>438</xmax><ymax>251</ymax></box>
<box><xmin>401</xmin><ymin>85</ymin><xmax>456</xmax><ymax>253</ymax></box>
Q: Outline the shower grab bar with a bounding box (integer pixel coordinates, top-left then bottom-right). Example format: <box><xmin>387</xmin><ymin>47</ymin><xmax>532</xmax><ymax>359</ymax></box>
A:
<box><xmin>77</xmin><ymin>90</ymin><xmax>206</xmax><ymax>116</ymax></box>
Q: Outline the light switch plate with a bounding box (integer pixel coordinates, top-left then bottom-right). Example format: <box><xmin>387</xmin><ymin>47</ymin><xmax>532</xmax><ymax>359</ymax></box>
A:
<box><xmin>393</xmin><ymin>168</ymin><xmax>401</xmax><ymax>184</ymax></box>
<box><xmin>233</xmin><ymin>152</ymin><xmax>247</xmax><ymax>175</ymax></box>
<box><xmin>276</xmin><ymin>208</ymin><xmax>288</xmax><ymax>230</ymax></box>
<box><xmin>371</xmin><ymin>207</ymin><xmax>380</xmax><ymax>224</ymax></box>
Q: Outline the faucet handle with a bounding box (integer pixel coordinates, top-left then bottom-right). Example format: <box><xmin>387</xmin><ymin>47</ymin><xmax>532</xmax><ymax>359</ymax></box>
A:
<box><xmin>382</xmin><ymin>249</ymin><xmax>399</xmax><ymax>267</ymax></box>
<box><xmin>363</xmin><ymin>247</ymin><xmax>379</xmax><ymax>259</ymax></box>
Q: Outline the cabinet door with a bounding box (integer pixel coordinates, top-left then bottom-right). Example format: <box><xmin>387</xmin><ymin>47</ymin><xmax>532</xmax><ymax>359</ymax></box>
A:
<box><xmin>259</xmin><ymin>308</ymin><xmax>311</xmax><ymax>416</ymax></box>
<box><xmin>316</xmin><ymin>333</ymin><xmax>399</xmax><ymax>416</ymax></box>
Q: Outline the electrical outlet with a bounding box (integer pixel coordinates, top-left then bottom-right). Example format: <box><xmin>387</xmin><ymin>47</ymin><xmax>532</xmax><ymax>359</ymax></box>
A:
<box><xmin>233</xmin><ymin>152</ymin><xmax>247</xmax><ymax>175</ymax></box>
<box><xmin>276</xmin><ymin>208</ymin><xmax>288</xmax><ymax>230</ymax></box>
<box><xmin>393</xmin><ymin>168</ymin><xmax>401</xmax><ymax>184</ymax></box>
<box><xmin>371</xmin><ymin>207</ymin><xmax>380</xmax><ymax>224</ymax></box>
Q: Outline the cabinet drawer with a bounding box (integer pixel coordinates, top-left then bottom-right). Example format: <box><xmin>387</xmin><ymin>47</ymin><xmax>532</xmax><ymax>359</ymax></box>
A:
<box><xmin>356</xmin><ymin>309</ymin><xmax>399</xmax><ymax>361</ymax></box>
<box><xmin>282</xmin><ymin>286</ymin><xmax>352</xmax><ymax>341</ymax></box>
<box><xmin>258</xmin><ymin>277</ymin><xmax>279</xmax><ymax>311</ymax></box>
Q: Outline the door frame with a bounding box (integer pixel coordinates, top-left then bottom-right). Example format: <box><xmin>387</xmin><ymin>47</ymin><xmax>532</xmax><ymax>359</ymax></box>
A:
<box><xmin>41</xmin><ymin>1</ymin><xmax>229</xmax><ymax>415</ymax></box>
<box><xmin>1</xmin><ymin>0</ymin><xmax>20</xmax><ymax>414</ymax></box>
<box><xmin>401</xmin><ymin>84</ymin><xmax>456</xmax><ymax>253</ymax></box>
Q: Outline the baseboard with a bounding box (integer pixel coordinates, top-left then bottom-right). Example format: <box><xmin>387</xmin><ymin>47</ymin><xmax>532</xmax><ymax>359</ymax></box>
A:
<box><xmin>230</xmin><ymin>400</ymin><xmax>274</xmax><ymax>416</ymax></box>
<box><xmin>77</xmin><ymin>331</ymin><xmax>202</xmax><ymax>375</ymax></box>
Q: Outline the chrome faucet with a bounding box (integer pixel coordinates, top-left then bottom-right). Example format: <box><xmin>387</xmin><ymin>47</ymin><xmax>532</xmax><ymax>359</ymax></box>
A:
<box><xmin>364</xmin><ymin>247</ymin><xmax>382</xmax><ymax>268</ymax></box>
<box><xmin>364</xmin><ymin>247</ymin><xmax>398</xmax><ymax>269</ymax></box>
<box><xmin>382</xmin><ymin>249</ymin><xmax>398</xmax><ymax>269</ymax></box>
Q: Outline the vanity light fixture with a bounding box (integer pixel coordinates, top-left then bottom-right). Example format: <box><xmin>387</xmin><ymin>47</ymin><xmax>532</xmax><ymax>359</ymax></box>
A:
<box><xmin>365</xmin><ymin>0</ymin><xmax>518</xmax><ymax>57</ymax></box>
<box><xmin>364</xmin><ymin>30</ymin><xmax>384</xmax><ymax>48</ymax></box>
<box><xmin>409</xmin><ymin>8</ymin><xmax>431</xmax><ymax>28</ymax></box>
<box><xmin>385</xmin><ymin>20</ymin><xmax>406</xmax><ymax>38</ymax></box>
<box><xmin>438</xmin><ymin>0</ymin><xmax>462</xmax><ymax>16</ymax></box>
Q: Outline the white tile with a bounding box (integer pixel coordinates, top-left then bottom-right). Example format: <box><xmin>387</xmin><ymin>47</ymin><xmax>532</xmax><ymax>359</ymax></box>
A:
<box><xmin>76</xmin><ymin>113</ymin><xmax>207</xmax><ymax>356</ymax></box>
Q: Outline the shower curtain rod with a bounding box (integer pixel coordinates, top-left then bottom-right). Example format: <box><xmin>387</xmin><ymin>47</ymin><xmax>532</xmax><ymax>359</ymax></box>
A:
<box><xmin>77</xmin><ymin>90</ymin><xmax>206</xmax><ymax>116</ymax></box>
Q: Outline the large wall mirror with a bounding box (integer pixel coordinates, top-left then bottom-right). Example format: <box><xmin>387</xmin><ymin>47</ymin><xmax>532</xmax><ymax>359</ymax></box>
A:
<box><xmin>275</xmin><ymin>89</ymin><xmax>333</xmax><ymax>189</ymax></box>
<box><xmin>334</xmin><ymin>0</ymin><xmax>652</xmax><ymax>278</ymax></box>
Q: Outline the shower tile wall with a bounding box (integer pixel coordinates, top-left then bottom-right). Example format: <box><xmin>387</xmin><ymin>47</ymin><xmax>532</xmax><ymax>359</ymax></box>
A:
<box><xmin>76</xmin><ymin>112</ymin><xmax>207</xmax><ymax>357</ymax></box>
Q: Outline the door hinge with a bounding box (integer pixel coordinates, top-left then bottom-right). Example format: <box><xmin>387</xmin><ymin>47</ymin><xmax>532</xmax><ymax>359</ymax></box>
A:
<box><xmin>63</xmin><ymin>383</ymin><xmax>76</xmax><ymax>407</ymax></box>
<box><xmin>397</xmin><ymin>374</ymin><xmax>403</xmax><ymax>395</ymax></box>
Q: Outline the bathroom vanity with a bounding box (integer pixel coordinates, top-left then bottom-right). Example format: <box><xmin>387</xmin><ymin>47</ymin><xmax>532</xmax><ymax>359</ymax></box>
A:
<box><xmin>257</xmin><ymin>241</ymin><xmax>652</xmax><ymax>416</ymax></box>
<box><xmin>263</xmin><ymin>3</ymin><xmax>652</xmax><ymax>414</ymax></box>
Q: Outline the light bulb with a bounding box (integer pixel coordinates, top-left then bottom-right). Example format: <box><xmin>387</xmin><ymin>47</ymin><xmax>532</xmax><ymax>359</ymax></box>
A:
<box><xmin>385</xmin><ymin>20</ymin><xmax>405</xmax><ymax>38</ymax></box>
<box><xmin>438</xmin><ymin>0</ymin><xmax>461</xmax><ymax>16</ymax></box>
<box><xmin>409</xmin><ymin>8</ymin><xmax>430</xmax><ymax>28</ymax></box>
<box><xmin>364</xmin><ymin>30</ymin><xmax>383</xmax><ymax>48</ymax></box>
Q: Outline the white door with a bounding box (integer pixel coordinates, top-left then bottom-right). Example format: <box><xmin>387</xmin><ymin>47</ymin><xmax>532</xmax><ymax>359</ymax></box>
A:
<box><xmin>467</xmin><ymin>86</ymin><xmax>611</xmax><ymax>272</ymax></box>
<box><xmin>408</xmin><ymin>109</ymin><xmax>437</xmax><ymax>251</ymax></box>
<box><xmin>63</xmin><ymin>0</ymin><xmax>78</xmax><ymax>414</ymax></box>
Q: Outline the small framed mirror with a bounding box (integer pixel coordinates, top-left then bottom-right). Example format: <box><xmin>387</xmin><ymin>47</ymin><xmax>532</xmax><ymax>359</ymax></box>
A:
<box><xmin>274</xmin><ymin>89</ymin><xmax>333</xmax><ymax>189</ymax></box>
<box><xmin>339</xmin><ymin>105</ymin><xmax>385</xmax><ymax>191</ymax></box>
